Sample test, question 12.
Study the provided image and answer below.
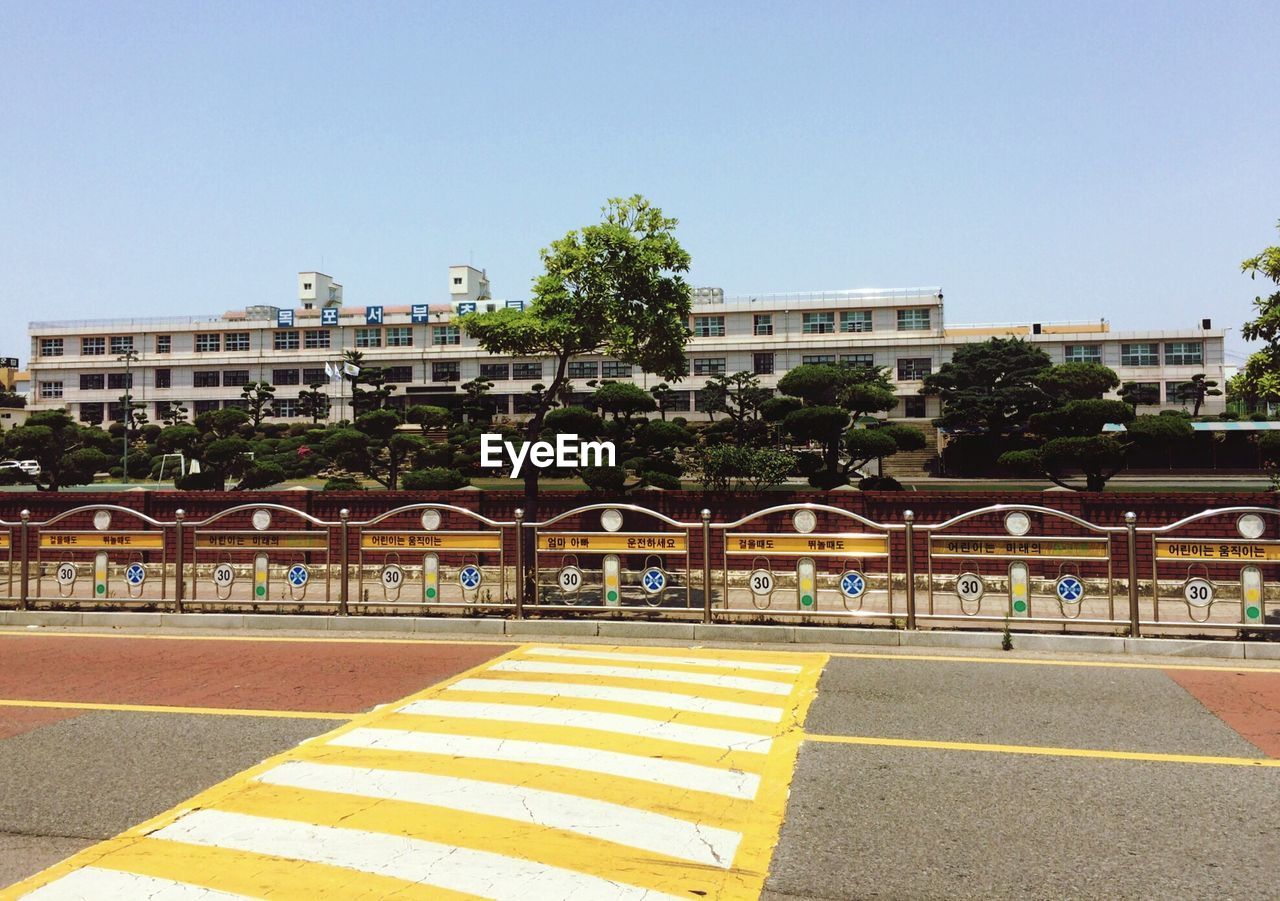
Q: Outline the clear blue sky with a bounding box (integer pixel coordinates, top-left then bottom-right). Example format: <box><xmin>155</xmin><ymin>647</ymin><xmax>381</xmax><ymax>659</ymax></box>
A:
<box><xmin>3</xmin><ymin>1</ymin><xmax>1277</xmax><ymax>368</ymax></box>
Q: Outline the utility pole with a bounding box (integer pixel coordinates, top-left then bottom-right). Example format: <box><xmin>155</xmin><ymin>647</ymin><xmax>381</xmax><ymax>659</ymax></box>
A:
<box><xmin>117</xmin><ymin>347</ymin><xmax>139</xmax><ymax>484</ymax></box>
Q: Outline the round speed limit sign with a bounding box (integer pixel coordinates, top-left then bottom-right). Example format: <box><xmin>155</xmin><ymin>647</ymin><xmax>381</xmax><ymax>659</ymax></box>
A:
<box><xmin>1183</xmin><ymin>577</ymin><xmax>1214</xmax><ymax>608</ymax></box>
<box><xmin>212</xmin><ymin>564</ymin><xmax>235</xmax><ymax>588</ymax></box>
<box><xmin>55</xmin><ymin>563</ymin><xmax>77</xmax><ymax>587</ymax></box>
<box><xmin>380</xmin><ymin>564</ymin><xmax>404</xmax><ymax>590</ymax></box>
<box><xmin>557</xmin><ymin>566</ymin><xmax>584</xmax><ymax>594</ymax></box>
<box><xmin>747</xmin><ymin>569</ymin><xmax>775</xmax><ymax>597</ymax></box>
<box><xmin>955</xmin><ymin>572</ymin><xmax>985</xmax><ymax>603</ymax></box>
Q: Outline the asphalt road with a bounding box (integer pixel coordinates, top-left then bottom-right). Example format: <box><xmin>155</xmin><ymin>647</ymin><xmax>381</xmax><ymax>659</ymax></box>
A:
<box><xmin>1</xmin><ymin>630</ymin><xmax>1277</xmax><ymax>899</ymax></box>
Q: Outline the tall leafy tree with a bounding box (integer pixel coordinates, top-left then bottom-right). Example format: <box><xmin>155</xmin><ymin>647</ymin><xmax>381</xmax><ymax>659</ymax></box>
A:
<box><xmin>922</xmin><ymin>338</ymin><xmax>1055</xmax><ymax>438</ymax></box>
<box><xmin>1173</xmin><ymin>373</ymin><xmax>1222</xmax><ymax>416</ymax></box>
<box><xmin>240</xmin><ymin>381</ymin><xmax>276</xmax><ymax>428</ymax></box>
<box><xmin>297</xmin><ymin>383</ymin><xmax>330</xmax><ymax>423</ymax></box>
<box><xmin>1237</xmin><ymin>223</ymin><xmax>1280</xmax><ymax>413</ymax></box>
<box><xmin>462</xmin><ymin>195</ymin><xmax>692</xmax><ymax>517</ymax></box>
<box><xmin>2</xmin><ymin>411</ymin><xmax>113</xmax><ymax>491</ymax></box>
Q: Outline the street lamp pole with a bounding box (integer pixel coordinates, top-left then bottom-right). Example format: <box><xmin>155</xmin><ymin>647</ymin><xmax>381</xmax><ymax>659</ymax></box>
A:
<box><xmin>118</xmin><ymin>348</ymin><xmax>139</xmax><ymax>484</ymax></box>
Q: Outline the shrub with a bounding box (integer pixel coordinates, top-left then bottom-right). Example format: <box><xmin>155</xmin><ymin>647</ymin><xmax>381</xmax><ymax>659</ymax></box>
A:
<box><xmin>175</xmin><ymin>470</ymin><xmax>226</xmax><ymax>491</ymax></box>
<box><xmin>807</xmin><ymin>469</ymin><xmax>849</xmax><ymax>490</ymax></box>
<box><xmin>580</xmin><ymin>465</ymin><xmax>627</xmax><ymax>493</ymax></box>
<box><xmin>236</xmin><ymin>462</ymin><xmax>286</xmax><ymax>490</ymax></box>
<box><xmin>1218</xmin><ymin>411</ymin><xmax>1239</xmax><ymax>421</ymax></box>
<box><xmin>858</xmin><ymin>475</ymin><xmax>903</xmax><ymax>491</ymax></box>
<box><xmin>322</xmin><ymin>477</ymin><xmax>363</xmax><ymax>491</ymax></box>
<box><xmin>401</xmin><ymin>467</ymin><xmax>469</xmax><ymax>490</ymax></box>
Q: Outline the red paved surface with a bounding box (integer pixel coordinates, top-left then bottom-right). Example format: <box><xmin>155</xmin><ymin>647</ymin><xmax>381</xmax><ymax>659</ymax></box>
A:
<box><xmin>0</xmin><ymin>707</ymin><xmax>82</xmax><ymax>740</ymax></box>
<box><xmin>0</xmin><ymin>635</ymin><xmax>514</xmax><ymax>713</ymax></box>
<box><xmin>1167</xmin><ymin>669</ymin><xmax>1280</xmax><ymax>759</ymax></box>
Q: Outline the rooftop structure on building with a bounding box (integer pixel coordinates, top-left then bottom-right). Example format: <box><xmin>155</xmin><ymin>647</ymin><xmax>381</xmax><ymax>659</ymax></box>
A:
<box><xmin>25</xmin><ymin>267</ymin><xmax>1227</xmax><ymax>425</ymax></box>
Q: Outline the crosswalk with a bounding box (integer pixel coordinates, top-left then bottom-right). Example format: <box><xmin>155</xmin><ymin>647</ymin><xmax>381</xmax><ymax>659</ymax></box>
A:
<box><xmin>8</xmin><ymin>643</ymin><xmax>826</xmax><ymax>900</ymax></box>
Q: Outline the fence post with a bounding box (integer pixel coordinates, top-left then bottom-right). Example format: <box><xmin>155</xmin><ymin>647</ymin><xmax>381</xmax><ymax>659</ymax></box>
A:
<box><xmin>903</xmin><ymin>509</ymin><xmax>917</xmax><ymax>630</ymax></box>
<box><xmin>339</xmin><ymin>509</ymin><xmax>350</xmax><ymax>616</ymax></box>
<box><xmin>173</xmin><ymin>509</ymin><xmax>185</xmax><ymax>614</ymax></box>
<box><xmin>513</xmin><ymin>508</ymin><xmax>525</xmax><ymax>620</ymax></box>
<box><xmin>701</xmin><ymin>509</ymin><xmax>713</xmax><ymax>625</ymax></box>
<box><xmin>18</xmin><ymin>510</ymin><xmax>30</xmax><ymax>611</ymax></box>
<box><xmin>1125</xmin><ymin>511</ymin><xmax>1140</xmax><ymax>637</ymax></box>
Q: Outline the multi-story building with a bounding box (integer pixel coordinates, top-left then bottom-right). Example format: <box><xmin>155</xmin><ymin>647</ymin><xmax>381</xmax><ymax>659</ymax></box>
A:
<box><xmin>26</xmin><ymin>266</ymin><xmax>1226</xmax><ymax>425</ymax></box>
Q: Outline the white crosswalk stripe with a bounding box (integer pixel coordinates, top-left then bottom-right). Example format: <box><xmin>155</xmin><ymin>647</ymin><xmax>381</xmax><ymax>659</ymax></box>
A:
<box><xmin>491</xmin><ymin>658</ymin><xmax>796</xmax><ymax>695</ymax></box>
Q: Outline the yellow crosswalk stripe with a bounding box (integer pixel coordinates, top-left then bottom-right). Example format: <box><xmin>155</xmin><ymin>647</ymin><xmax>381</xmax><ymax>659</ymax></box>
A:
<box><xmin>7</xmin><ymin>642</ymin><xmax>827</xmax><ymax>901</ymax></box>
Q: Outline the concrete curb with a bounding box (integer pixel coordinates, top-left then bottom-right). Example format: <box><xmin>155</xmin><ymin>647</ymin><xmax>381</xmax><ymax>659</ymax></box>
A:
<box><xmin>1</xmin><ymin>609</ymin><xmax>1277</xmax><ymax>661</ymax></box>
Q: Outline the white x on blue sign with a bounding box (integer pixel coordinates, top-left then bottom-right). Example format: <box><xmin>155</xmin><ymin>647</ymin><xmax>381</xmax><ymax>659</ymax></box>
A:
<box><xmin>840</xmin><ymin>571</ymin><xmax>866</xmax><ymax>598</ymax></box>
<box><xmin>287</xmin><ymin>564</ymin><xmax>309</xmax><ymax>587</ymax></box>
<box><xmin>641</xmin><ymin>568</ymin><xmax>666</xmax><ymax>594</ymax></box>
<box><xmin>1056</xmin><ymin>576</ymin><xmax>1084</xmax><ymax>603</ymax></box>
<box><xmin>459</xmin><ymin>565</ymin><xmax>482</xmax><ymax>590</ymax></box>
<box><xmin>125</xmin><ymin>563</ymin><xmax>146</xmax><ymax>585</ymax></box>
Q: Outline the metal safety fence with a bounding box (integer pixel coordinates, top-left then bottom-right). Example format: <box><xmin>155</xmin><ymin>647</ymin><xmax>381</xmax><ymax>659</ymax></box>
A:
<box><xmin>0</xmin><ymin>501</ymin><xmax>1277</xmax><ymax>638</ymax></box>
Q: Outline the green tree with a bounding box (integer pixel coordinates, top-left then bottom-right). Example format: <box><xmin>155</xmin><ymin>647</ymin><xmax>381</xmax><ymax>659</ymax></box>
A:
<box><xmin>590</xmin><ymin>381</ymin><xmax>657</xmax><ymax>422</ymax></box>
<box><xmin>2</xmin><ymin>411</ymin><xmax>113</xmax><ymax>491</ymax></box>
<box><xmin>406</xmin><ymin>404</ymin><xmax>451</xmax><ymax>434</ymax></box>
<box><xmin>240</xmin><ymin>381</ymin><xmax>276</xmax><ymax>428</ymax></box>
<box><xmin>922</xmin><ymin>338</ymin><xmax>1055</xmax><ymax>438</ymax></box>
<box><xmin>343</xmin><ymin>350</ymin><xmax>397</xmax><ymax>416</ymax></box>
<box><xmin>459</xmin><ymin>376</ymin><xmax>496</xmax><ymax>423</ymax></box>
<box><xmin>701</xmin><ymin>371</ymin><xmax>772</xmax><ymax>428</ymax></box>
<box><xmin>1173</xmin><ymin>373</ymin><xmax>1222</xmax><ymax>416</ymax></box>
<box><xmin>1235</xmin><ymin>223</ymin><xmax>1280</xmax><ymax>413</ymax></box>
<box><xmin>160</xmin><ymin>402</ymin><xmax>189</xmax><ymax>427</ymax></box>
<box><xmin>319</xmin><ymin>409</ymin><xmax>422</xmax><ymax>490</ymax></box>
<box><xmin>649</xmin><ymin>382</ymin><xmax>675</xmax><ymax>420</ymax></box>
<box><xmin>461</xmin><ymin>195</ymin><xmax>692</xmax><ymax>554</ymax></box>
<box><xmin>1036</xmin><ymin>362</ymin><xmax>1121</xmax><ymax>401</ymax></box>
<box><xmin>1118</xmin><ymin>381</ymin><xmax>1161</xmax><ymax>411</ymax></box>
<box><xmin>297</xmin><ymin>384</ymin><xmax>329</xmax><ymax>424</ymax></box>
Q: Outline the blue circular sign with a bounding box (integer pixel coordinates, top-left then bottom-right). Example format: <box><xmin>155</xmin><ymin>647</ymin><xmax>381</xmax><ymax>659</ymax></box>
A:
<box><xmin>124</xmin><ymin>563</ymin><xmax>146</xmax><ymax>586</ymax></box>
<box><xmin>287</xmin><ymin>564</ymin><xmax>309</xmax><ymax>587</ymax></box>
<box><xmin>1055</xmin><ymin>575</ymin><xmax>1084</xmax><ymax>604</ymax></box>
<box><xmin>839</xmin><ymin>570</ymin><xmax>866</xmax><ymax>599</ymax></box>
<box><xmin>459</xmin><ymin>565</ymin><xmax>482</xmax><ymax>590</ymax></box>
<box><xmin>641</xmin><ymin>567</ymin><xmax>667</xmax><ymax>595</ymax></box>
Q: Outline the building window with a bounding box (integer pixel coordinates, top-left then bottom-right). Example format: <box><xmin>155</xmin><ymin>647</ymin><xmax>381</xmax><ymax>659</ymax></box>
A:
<box><xmin>274</xmin><ymin>330</ymin><xmax>301</xmax><ymax>351</ymax></box>
<box><xmin>513</xmin><ymin>361</ymin><xmax>543</xmax><ymax>380</ymax></box>
<box><xmin>897</xmin><ymin>308</ymin><xmax>931</xmax><ymax>331</ymax></box>
<box><xmin>79</xmin><ymin>402</ymin><xmax>104</xmax><ymax>423</ymax></box>
<box><xmin>432</xmin><ymin>361</ymin><xmax>460</xmax><ymax>382</ymax></box>
<box><xmin>303</xmin><ymin>282</ymin><xmax>312</xmax><ymax>291</ymax></box>
<box><xmin>275</xmin><ymin>398</ymin><xmax>299</xmax><ymax>418</ymax></box>
<box><xmin>694</xmin><ymin>389</ymin><xmax>719</xmax><ymax>412</ymax></box>
<box><xmin>841</xmin><ymin>310</ymin><xmax>873</xmax><ymax>333</ymax></box>
<box><xmin>897</xmin><ymin>358</ymin><xmax>932</xmax><ymax>380</ymax></box>
<box><xmin>223</xmin><ymin>370</ymin><xmax>250</xmax><ymax>387</ymax></box>
<box><xmin>154</xmin><ymin>369</ymin><xmax>171</xmax><ymax>389</ymax></box>
<box><xmin>194</xmin><ymin>371</ymin><xmax>220</xmax><ymax>388</ymax></box>
<box><xmin>225</xmin><ymin>332</ymin><xmax>251</xmax><ymax>352</ymax></box>
<box><xmin>480</xmin><ymin>363</ymin><xmax>509</xmax><ymax>380</ymax></box>
<box><xmin>601</xmin><ymin>361</ymin><xmax>632</xmax><ymax>378</ymax></box>
<box><xmin>384</xmin><ymin>366</ymin><xmax>413</xmax><ymax>382</ymax></box>
<box><xmin>1164</xmin><ymin>341</ymin><xmax>1203</xmax><ymax>366</ymax></box>
<box><xmin>753</xmin><ymin>352</ymin><xmax>774</xmax><ymax>375</ymax></box>
<box><xmin>193</xmin><ymin>400</ymin><xmax>220</xmax><ymax>414</ymax></box>
<box><xmin>453</xmin><ymin>276</ymin><xmax>463</xmax><ymax>286</ymax></box>
<box><xmin>842</xmin><ymin>353</ymin><xmax>875</xmax><ymax>369</ymax></box>
<box><xmin>665</xmin><ymin>391</ymin><xmax>692</xmax><ymax>412</ymax></box>
<box><xmin>802</xmin><ymin>354</ymin><xmax>836</xmax><ymax>365</ymax></box>
<box><xmin>693</xmin><ymin>357</ymin><xmax>726</xmax><ymax>376</ymax></box>
<box><xmin>386</xmin><ymin>326</ymin><xmax>413</xmax><ymax>347</ymax></box>
<box><xmin>155</xmin><ymin>335</ymin><xmax>171</xmax><ymax>354</ymax></box>
<box><xmin>39</xmin><ymin>338</ymin><xmax>63</xmax><ymax>357</ymax></box>
<box><xmin>40</xmin><ymin>381</ymin><xmax>64</xmax><ymax>399</ymax></box>
<box><xmin>80</xmin><ymin>373</ymin><xmax>105</xmax><ymax>390</ymax></box>
<box><xmin>304</xmin><ymin>330</ymin><xmax>331</xmax><ymax>350</ymax></box>
<box><xmin>273</xmin><ymin>369</ymin><xmax>300</xmax><ymax>386</ymax></box>
<box><xmin>1064</xmin><ymin>344</ymin><xmax>1102</xmax><ymax>363</ymax></box>
<box><xmin>107</xmin><ymin>401</ymin><xmax>130</xmax><ymax>422</ymax></box>
<box><xmin>81</xmin><ymin>337</ymin><xmax>105</xmax><ymax>355</ymax></box>
<box><xmin>302</xmin><ymin>368</ymin><xmax>327</xmax><ymax>385</ymax></box>
<box><xmin>1120</xmin><ymin>343</ymin><xmax>1159</xmax><ymax>366</ymax></box>
<box><xmin>1165</xmin><ymin>381</ymin><xmax>1193</xmax><ymax>403</ymax></box>
<box><xmin>109</xmin><ymin>336</ymin><xmax>134</xmax><ymax>354</ymax></box>
<box><xmin>107</xmin><ymin>372</ymin><xmax>133</xmax><ymax>390</ymax></box>
<box><xmin>802</xmin><ymin>312</ymin><xmax>835</xmax><ymax>334</ymax></box>
<box><xmin>903</xmin><ymin>396</ymin><xmax>927</xmax><ymax>418</ymax></box>
<box><xmin>693</xmin><ymin>315</ymin><xmax>725</xmax><ymax>338</ymax></box>
<box><xmin>195</xmin><ymin>333</ymin><xmax>221</xmax><ymax>353</ymax></box>
<box><xmin>432</xmin><ymin>325</ymin><xmax>461</xmax><ymax>346</ymax></box>
<box><xmin>223</xmin><ymin>398</ymin><xmax>249</xmax><ymax>412</ymax></box>
<box><xmin>753</xmin><ymin>314</ymin><xmax>773</xmax><ymax>336</ymax></box>
<box><xmin>567</xmin><ymin>361</ymin><xmax>598</xmax><ymax>379</ymax></box>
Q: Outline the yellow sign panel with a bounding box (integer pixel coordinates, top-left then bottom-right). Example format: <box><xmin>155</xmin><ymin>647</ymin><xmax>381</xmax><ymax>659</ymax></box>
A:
<box><xmin>0</xmin><ymin>533</ymin><xmax>8</xmax><ymax>550</ymax></box>
<box><xmin>361</xmin><ymin>531</ymin><xmax>501</xmax><ymax>551</ymax></box>
<box><xmin>537</xmin><ymin>532</ymin><xmax>687</xmax><ymax>553</ymax></box>
<box><xmin>39</xmin><ymin>532</ymin><xmax>164</xmax><ymax>550</ymax></box>
<box><xmin>194</xmin><ymin>532</ymin><xmax>327</xmax><ymax>550</ymax></box>
<box><xmin>725</xmin><ymin>534</ymin><xmax>889</xmax><ymax>557</ymax></box>
<box><xmin>930</xmin><ymin>537</ymin><xmax>1108</xmax><ymax>559</ymax></box>
<box><xmin>1155</xmin><ymin>540</ymin><xmax>1280</xmax><ymax>562</ymax></box>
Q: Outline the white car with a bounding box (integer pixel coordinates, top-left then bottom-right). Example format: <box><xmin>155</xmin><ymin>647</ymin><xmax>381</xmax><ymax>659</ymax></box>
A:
<box><xmin>0</xmin><ymin>459</ymin><xmax>40</xmax><ymax>477</ymax></box>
